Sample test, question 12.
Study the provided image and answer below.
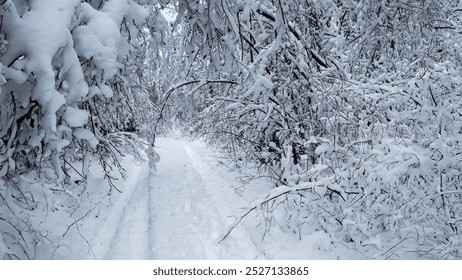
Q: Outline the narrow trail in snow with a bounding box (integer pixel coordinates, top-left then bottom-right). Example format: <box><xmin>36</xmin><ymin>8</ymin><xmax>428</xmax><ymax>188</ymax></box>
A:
<box><xmin>103</xmin><ymin>173</ymin><xmax>152</xmax><ymax>259</ymax></box>
<box><xmin>150</xmin><ymin>136</ymin><xmax>260</xmax><ymax>259</ymax></box>
<box><xmin>87</xmin><ymin>161</ymin><xmax>150</xmax><ymax>259</ymax></box>
<box><xmin>150</xmin><ymin>137</ymin><xmax>218</xmax><ymax>258</ymax></box>
<box><xmin>89</xmin><ymin>135</ymin><xmax>261</xmax><ymax>259</ymax></box>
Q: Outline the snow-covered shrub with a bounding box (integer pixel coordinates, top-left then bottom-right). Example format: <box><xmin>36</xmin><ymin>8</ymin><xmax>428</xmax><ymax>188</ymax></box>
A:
<box><xmin>0</xmin><ymin>0</ymin><xmax>159</xmax><ymax>259</ymax></box>
<box><xmin>167</xmin><ymin>0</ymin><xmax>462</xmax><ymax>258</ymax></box>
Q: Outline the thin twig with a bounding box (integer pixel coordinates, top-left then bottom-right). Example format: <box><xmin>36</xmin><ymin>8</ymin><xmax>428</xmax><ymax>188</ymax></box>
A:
<box><xmin>62</xmin><ymin>201</ymin><xmax>102</xmax><ymax>237</ymax></box>
<box><xmin>219</xmin><ymin>186</ymin><xmax>312</xmax><ymax>243</ymax></box>
<box><xmin>374</xmin><ymin>233</ymin><xmax>413</xmax><ymax>259</ymax></box>
<box><xmin>218</xmin><ymin>206</ymin><xmax>257</xmax><ymax>243</ymax></box>
<box><xmin>76</xmin><ymin>223</ymin><xmax>96</xmax><ymax>260</ymax></box>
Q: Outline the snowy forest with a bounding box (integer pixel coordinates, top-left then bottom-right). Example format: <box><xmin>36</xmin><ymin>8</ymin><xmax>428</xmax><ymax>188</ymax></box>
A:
<box><xmin>2</xmin><ymin>0</ymin><xmax>462</xmax><ymax>260</ymax></box>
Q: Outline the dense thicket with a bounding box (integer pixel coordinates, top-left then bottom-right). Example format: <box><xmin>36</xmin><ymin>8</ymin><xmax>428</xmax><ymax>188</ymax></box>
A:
<box><xmin>162</xmin><ymin>0</ymin><xmax>462</xmax><ymax>259</ymax></box>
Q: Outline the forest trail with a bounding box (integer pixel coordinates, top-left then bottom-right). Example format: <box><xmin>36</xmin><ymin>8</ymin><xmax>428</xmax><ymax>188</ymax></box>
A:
<box><xmin>90</xmin><ymin>135</ymin><xmax>261</xmax><ymax>259</ymax></box>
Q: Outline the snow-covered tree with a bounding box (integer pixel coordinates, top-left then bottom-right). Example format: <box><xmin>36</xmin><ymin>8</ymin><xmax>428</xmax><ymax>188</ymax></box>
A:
<box><xmin>0</xmin><ymin>0</ymin><xmax>162</xmax><ymax>259</ymax></box>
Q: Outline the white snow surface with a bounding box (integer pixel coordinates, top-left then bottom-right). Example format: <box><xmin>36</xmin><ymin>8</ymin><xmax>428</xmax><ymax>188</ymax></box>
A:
<box><xmin>63</xmin><ymin>134</ymin><xmax>350</xmax><ymax>260</ymax></box>
<box><xmin>63</xmin><ymin>107</ymin><xmax>89</xmax><ymax>127</ymax></box>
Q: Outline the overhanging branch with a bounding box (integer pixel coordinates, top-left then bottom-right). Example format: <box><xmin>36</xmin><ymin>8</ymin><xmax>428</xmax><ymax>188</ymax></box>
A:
<box><xmin>156</xmin><ymin>79</ymin><xmax>238</xmax><ymax>124</ymax></box>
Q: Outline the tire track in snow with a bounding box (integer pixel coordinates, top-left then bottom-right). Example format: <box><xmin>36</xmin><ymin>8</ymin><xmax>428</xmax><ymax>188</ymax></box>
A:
<box><xmin>150</xmin><ymin>137</ymin><xmax>218</xmax><ymax>259</ymax></box>
<box><xmin>89</xmin><ymin>136</ymin><xmax>261</xmax><ymax>259</ymax></box>
<box><xmin>103</xmin><ymin>171</ymin><xmax>152</xmax><ymax>259</ymax></box>
<box><xmin>88</xmin><ymin>162</ymin><xmax>151</xmax><ymax>259</ymax></box>
<box><xmin>150</xmin><ymin>137</ymin><xmax>261</xmax><ymax>259</ymax></box>
<box><xmin>183</xmin><ymin>141</ymin><xmax>262</xmax><ymax>259</ymax></box>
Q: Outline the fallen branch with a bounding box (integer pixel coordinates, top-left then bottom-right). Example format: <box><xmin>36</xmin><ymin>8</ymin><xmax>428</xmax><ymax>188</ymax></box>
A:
<box><xmin>62</xmin><ymin>202</ymin><xmax>102</xmax><ymax>237</ymax></box>
<box><xmin>218</xmin><ymin>205</ymin><xmax>257</xmax><ymax>244</ymax></box>
<box><xmin>218</xmin><ymin>185</ymin><xmax>314</xmax><ymax>243</ymax></box>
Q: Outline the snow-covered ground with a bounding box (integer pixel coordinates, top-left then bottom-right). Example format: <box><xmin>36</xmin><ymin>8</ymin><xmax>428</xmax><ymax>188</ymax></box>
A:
<box><xmin>59</xmin><ymin>134</ymin><xmax>355</xmax><ymax>260</ymax></box>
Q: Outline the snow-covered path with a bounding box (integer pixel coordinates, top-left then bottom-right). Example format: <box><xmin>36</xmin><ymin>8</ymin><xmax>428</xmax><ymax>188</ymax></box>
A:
<box><xmin>82</xmin><ymin>135</ymin><xmax>351</xmax><ymax>260</ymax></box>
<box><xmin>89</xmin><ymin>136</ymin><xmax>261</xmax><ymax>259</ymax></box>
<box><xmin>103</xmin><ymin>171</ymin><xmax>152</xmax><ymax>259</ymax></box>
<box><xmin>150</xmin><ymin>136</ymin><xmax>227</xmax><ymax>259</ymax></box>
<box><xmin>86</xmin><ymin>156</ymin><xmax>152</xmax><ymax>259</ymax></box>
